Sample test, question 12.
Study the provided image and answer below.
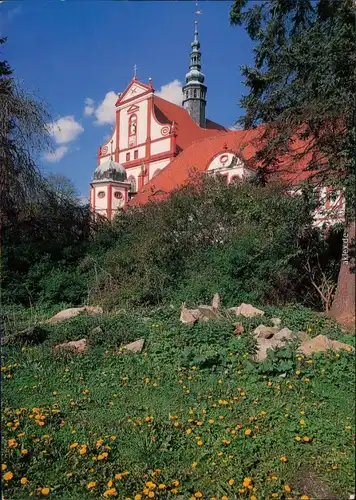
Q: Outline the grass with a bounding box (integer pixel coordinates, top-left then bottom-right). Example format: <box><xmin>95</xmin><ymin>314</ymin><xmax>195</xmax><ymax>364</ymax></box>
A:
<box><xmin>1</xmin><ymin>305</ymin><xmax>355</xmax><ymax>499</ymax></box>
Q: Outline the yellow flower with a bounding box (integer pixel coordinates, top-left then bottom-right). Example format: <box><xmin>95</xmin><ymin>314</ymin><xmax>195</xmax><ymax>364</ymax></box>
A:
<box><xmin>296</xmin><ymin>370</ymin><xmax>301</xmax><ymax>375</ymax></box>
<box><xmin>194</xmin><ymin>493</ymin><xmax>203</xmax><ymax>498</ymax></box>
<box><xmin>66</xmin><ymin>473</ymin><xmax>73</xmax><ymax>478</ymax></box>
<box><xmin>41</xmin><ymin>487</ymin><xmax>51</xmax><ymax>496</ymax></box>
<box><xmin>87</xmin><ymin>481</ymin><xmax>96</xmax><ymax>489</ymax></box>
<box><xmin>228</xmin><ymin>479</ymin><xmax>235</xmax><ymax>486</ymax></box>
<box><xmin>148</xmin><ymin>493</ymin><xmax>155</xmax><ymax>499</ymax></box>
<box><xmin>284</xmin><ymin>485</ymin><xmax>291</xmax><ymax>493</ymax></box>
<box><xmin>1</xmin><ymin>464</ymin><xmax>7</xmax><ymax>471</ymax></box>
<box><xmin>172</xmin><ymin>480</ymin><xmax>179</xmax><ymax>487</ymax></box>
<box><xmin>79</xmin><ymin>446</ymin><xmax>87</xmax><ymax>455</ymax></box>
<box><xmin>4</xmin><ymin>472</ymin><xmax>13</xmax><ymax>481</ymax></box>
<box><xmin>345</xmin><ymin>426</ymin><xmax>351</xmax><ymax>430</ymax></box>
<box><xmin>192</xmin><ymin>462</ymin><xmax>198</xmax><ymax>468</ymax></box>
<box><xmin>222</xmin><ymin>496</ymin><xmax>229</xmax><ymax>500</ymax></box>
<box><xmin>134</xmin><ymin>495</ymin><xmax>142</xmax><ymax>500</ymax></box>
<box><xmin>186</xmin><ymin>428</ymin><xmax>192</xmax><ymax>434</ymax></box>
<box><xmin>250</xmin><ymin>496</ymin><xmax>257</xmax><ymax>500</ymax></box>
<box><xmin>303</xmin><ymin>436</ymin><xmax>311</xmax><ymax>442</ymax></box>
<box><xmin>20</xmin><ymin>477</ymin><xmax>28</xmax><ymax>485</ymax></box>
<box><xmin>300</xmin><ymin>496</ymin><xmax>310</xmax><ymax>500</ymax></box>
<box><xmin>300</xmin><ymin>419</ymin><xmax>305</xmax><ymax>425</ymax></box>
<box><xmin>103</xmin><ymin>488</ymin><xmax>117</xmax><ymax>498</ymax></box>
<box><xmin>69</xmin><ymin>442</ymin><xmax>78</xmax><ymax>449</ymax></box>
<box><xmin>280</xmin><ymin>456</ymin><xmax>288</xmax><ymax>463</ymax></box>
<box><xmin>171</xmin><ymin>488</ymin><xmax>178</xmax><ymax>494</ymax></box>
<box><xmin>197</xmin><ymin>440</ymin><xmax>203</xmax><ymax>446</ymax></box>
<box><xmin>115</xmin><ymin>473</ymin><xmax>122</xmax><ymax>480</ymax></box>
<box><xmin>208</xmin><ymin>419</ymin><xmax>215</xmax><ymax>424</ymax></box>
<box><xmin>96</xmin><ymin>439</ymin><xmax>104</xmax><ymax>447</ymax></box>
<box><xmin>110</xmin><ymin>436</ymin><xmax>117</xmax><ymax>440</ymax></box>
<box><xmin>158</xmin><ymin>484</ymin><xmax>166</xmax><ymax>490</ymax></box>
<box><xmin>295</xmin><ymin>436</ymin><xmax>301</xmax><ymax>441</ymax></box>
<box><xmin>107</xmin><ymin>480</ymin><xmax>113</xmax><ymax>488</ymax></box>
<box><xmin>271</xmin><ymin>493</ymin><xmax>278</xmax><ymax>498</ymax></box>
<box><xmin>245</xmin><ymin>429</ymin><xmax>252</xmax><ymax>436</ymax></box>
<box><xmin>243</xmin><ymin>477</ymin><xmax>252</xmax><ymax>487</ymax></box>
<box><xmin>8</xmin><ymin>439</ymin><xmax>17</xmax><ymax>448</ymax></box>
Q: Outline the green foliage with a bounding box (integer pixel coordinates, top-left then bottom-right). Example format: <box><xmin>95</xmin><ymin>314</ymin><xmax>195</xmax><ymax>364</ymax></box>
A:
<box><xmin>230</xmin><ymin>0</ymin><xmax>356</xmax><ymax>217</ymax></box>
<box><xmin>86</xmin><ymin>175</ymin><xmax>323</xmax><ymax>310</ymax></box>
<box><xmin>1</xmin><ymin>308</ymin><xmax>355</xmax><ymax>499</ymax></box>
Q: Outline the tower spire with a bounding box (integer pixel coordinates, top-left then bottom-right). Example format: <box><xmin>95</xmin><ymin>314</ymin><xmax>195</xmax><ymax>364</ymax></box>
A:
<box><xmin>182</xmin><ymin>19</ymin><xmax>207</xmax><ymax>128</ymax></box>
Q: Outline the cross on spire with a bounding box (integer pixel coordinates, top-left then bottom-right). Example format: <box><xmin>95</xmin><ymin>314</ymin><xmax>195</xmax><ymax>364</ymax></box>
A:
<box><xmin>133</xmin><ymin>64</ymin><xmax>137</xmax><ymax>78</ymax></box>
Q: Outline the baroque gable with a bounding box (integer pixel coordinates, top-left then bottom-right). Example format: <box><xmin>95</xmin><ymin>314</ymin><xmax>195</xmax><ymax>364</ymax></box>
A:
<box><xmin>116</xmin><ymin>79</ymin><xmax>152</xmax><ymax>106</ymax></box>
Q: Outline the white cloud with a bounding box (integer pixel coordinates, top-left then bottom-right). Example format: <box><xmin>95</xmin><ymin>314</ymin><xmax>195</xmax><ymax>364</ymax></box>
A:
<box><xmin>93</xmin><ymin>91</ymin><xmax>117</xmax><ymax>125</ymax></box>
<box><xmin>43</xmin><ymin>146</ymin><xmax>69</xmax><ymax>163</ymax></box>
<box><xmin>156</xmin><ymin>79</ymin><xmax>183</xmax><ymax>106</ymax></box>
<box><xmin>84</xmin><ymin>97</ymin><xmax>95</xmax><ymax>117</ymax></box>
<box><xmin>47</xmin><ymin>115</ymin><xmax>84</xmax><ymax>144</ymax></box>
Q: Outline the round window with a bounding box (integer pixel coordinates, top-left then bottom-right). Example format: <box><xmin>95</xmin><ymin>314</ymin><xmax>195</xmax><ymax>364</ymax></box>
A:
<box><xmin>97</xmin><ymin>191</ymin><xmax>105</xmax><ymax>198</ymax></box>
<box><xmin>114</xmin><ymin>191</ymin><xmax>123</xmax><ymax>199</ymax></box>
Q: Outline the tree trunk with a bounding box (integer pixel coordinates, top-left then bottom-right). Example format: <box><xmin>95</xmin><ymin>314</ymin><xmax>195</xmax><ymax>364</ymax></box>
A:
<box><xmin>329</xmin><ymin>221</ymin><xmax>355</xmax><ymax>330</ymax></box>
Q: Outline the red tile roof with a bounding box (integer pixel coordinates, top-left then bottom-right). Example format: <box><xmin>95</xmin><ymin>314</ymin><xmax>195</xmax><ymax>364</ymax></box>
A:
<box><xmin>153</xmin><ymin>96</ymin><xmax>227</xmax><ymax>152</ymax></box>
<box><xmin>129</xmin><ymin>125</ymin><xmax>320</xmax><ymax>207</ymax></box>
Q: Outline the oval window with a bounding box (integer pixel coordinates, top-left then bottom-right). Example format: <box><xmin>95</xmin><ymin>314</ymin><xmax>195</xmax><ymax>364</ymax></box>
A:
<box><xmin>97</xmin><ymin>191</ymin><xmax>105</xmax><ymax>198</ymax></box>
<box><xmin>114</xmin><ymin>191</ymin><xmax>123</xmax><ymax>199</ymax></box>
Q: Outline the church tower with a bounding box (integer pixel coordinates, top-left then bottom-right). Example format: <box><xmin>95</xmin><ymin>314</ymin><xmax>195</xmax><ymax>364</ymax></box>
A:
<box><xmin>182</xmin><ymin>21</ymin><xmax>207</xmax><ymax>128</ymax></box>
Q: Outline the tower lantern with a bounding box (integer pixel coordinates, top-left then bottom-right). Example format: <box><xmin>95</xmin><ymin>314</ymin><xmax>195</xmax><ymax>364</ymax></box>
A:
<box><xmin>182</xmin><ymin>20</ymin><xmax>207</xmax><ymax>128</ymax></box>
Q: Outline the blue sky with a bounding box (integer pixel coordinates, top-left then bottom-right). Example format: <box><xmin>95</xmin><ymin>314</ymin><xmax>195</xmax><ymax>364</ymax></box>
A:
<box><xmin>1</xmin><ymin>0</ymin><xmax>255</xmax><ymax>197</ymax></box>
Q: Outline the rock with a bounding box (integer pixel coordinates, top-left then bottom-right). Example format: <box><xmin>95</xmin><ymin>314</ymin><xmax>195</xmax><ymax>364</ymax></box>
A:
<box><xmin>271</xmin><ymin>317</ymin><xmax>282</xmax><ymax>327</ymax></box>
<box><xmin>253</xmin><ymin>325</ymin><xmax>279</xmax><ymax>339</ymax></box>
<box><xmin>123</xmin><ymin>339</ymin><xmax>144</xmax><ymax>353</ymax></box>
<box><xmin>274</xmin><ymin>327</ymin><xmax>294</xmax><ymax>341</ymax></box>
<box><xmin>198</xmin><ymin>305</ymin><xmax>220</xmax><ymax>320</ymax></box>
<box><xmin>234</xmin><ymin>323</ymin><xmax>244</xmax><ymax>336</ymax></box>
<box><xmin>46</xmin><ymin>306</ymin><xmax>103</xmax><ymax>324</ymax></box>
<box><xmin>298</xmin><ymin>335</ymin><xmax>354</xmax><ymax>356</ymax></box>
<box><xmin>211</xmin><ymin>293</ymin><xmax>221</xmax><ymax>310</ymax></box>
<box><xmin>235</xmin><ymin>303</ymin><xmax>265</xmax><ymax>318</ymax></box>
<box><xmin>54</xmin><ymin>338</ymin><xmax>87</xmax><ymax>354</ymax></box>
<box><xmin>254</xmin><ymin>337</ymin><xmax>284</xmax><ymax>362</ymax></box>
<box><xmin>90</xmin><ymin>326</ymin><xmax>103</xmax><ymax>335</ymax></box>
<box><xmin>180</xmin><ymin>304</ymin><xmax>200</xmax><ymax>325</ymax></box>
<box><xmin>295</xmin><ymin>331</ymin><xmax>310</xmax><ymax>342</ymax></box>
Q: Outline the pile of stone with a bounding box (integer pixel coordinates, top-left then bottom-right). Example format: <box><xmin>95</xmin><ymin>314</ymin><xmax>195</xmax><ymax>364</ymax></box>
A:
<box><xmin>180</xmin><ymin>295</ymin><xmax>354</xmax><ymax>362</ymax></box>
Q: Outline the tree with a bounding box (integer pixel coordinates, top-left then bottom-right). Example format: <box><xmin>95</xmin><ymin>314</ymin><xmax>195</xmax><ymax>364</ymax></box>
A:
<box><xmin>230</xmin><ymin>0</ymin><xmax>355</xmax><ymax>327</ymax></box>
<box><xmin>44</xmin><ymin>173</ymin><xmax>79</xmax><ymax>204</ymax></box>
<box><xmin>0</xmin><ymin>37</ymin><xmax>52</xmax><ymax>222</ymax></box>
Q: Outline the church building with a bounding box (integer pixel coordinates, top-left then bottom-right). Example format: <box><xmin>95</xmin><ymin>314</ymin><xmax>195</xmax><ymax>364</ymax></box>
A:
<box><xmin>90</xmin><ymin>21</ymin><xmax>344</xmax><ymax>228</ymax></box>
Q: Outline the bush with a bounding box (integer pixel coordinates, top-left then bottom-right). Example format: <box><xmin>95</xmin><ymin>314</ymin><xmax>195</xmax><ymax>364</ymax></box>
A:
<box><xmin>87</xmin><ymin>175</ymin><xmax>318</xmax><ymax>309</ymax></box>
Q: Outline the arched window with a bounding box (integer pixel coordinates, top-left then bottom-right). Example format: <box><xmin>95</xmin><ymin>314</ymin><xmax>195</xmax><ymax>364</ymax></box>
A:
<box><xmin>193</xmin><ymin>89</ymin><xmax>197</xmax><ymax>98</ymax></box>
<box><xmin>128</xmin><ymin>115</ymin><xmax>137</xmax><ymax>137</ymax></box>
<box><xmin>230</xmin><ymin>175</ymin><xmax>241</xmax><ymax>184</ymax></box>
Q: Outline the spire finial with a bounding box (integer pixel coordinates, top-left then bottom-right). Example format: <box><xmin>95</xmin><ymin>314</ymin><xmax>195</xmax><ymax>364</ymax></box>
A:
<box><xmin>133</xmin><ymin>64</ymin><xmax>137</xmax><ymax>78</ymax></box>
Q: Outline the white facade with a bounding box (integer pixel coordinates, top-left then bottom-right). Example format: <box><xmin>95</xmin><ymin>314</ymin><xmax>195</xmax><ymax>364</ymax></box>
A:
<box><xmin>206</xmin><ymin>152</ymin><xmax>253</xmax><ymax>183</ymax></box>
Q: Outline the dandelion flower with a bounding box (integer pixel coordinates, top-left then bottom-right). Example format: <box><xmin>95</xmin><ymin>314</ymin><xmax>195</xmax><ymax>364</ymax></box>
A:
<box><xmin>300</xmin><ymin>496</ymin><xmax>309</xmax><ymax>500</ymax></box>
<box><xmin>87</xmin><ymin>481</ymin><xmax>96</xmax><ymax>489</ymax></box>
<box><xmin>192</xmin><ymin>462</ymin><xmax>198</xmax><ymax>468</ymax></box>
<box><xmin>194</xmin><ymin>493</ymin><xmax>203</xmax><ymax>498</ymax></box>
<box><xmin>284</xmin><ymin>485</ymin><xmax>291</xmax><ymax>493</ymax></box>
<box><xmin>1</xmin><ymin>464</ymin><xmax>7</xmax><ymax>471</ymax></box>
<box><xmin>158</xmin><ymin>484</ymin><xmax>166</xmax><ymax>490</ymax></box>
<box><xmin>197</xmin><ymin>440</ymin><xmax>203</xmax><ymax>446</ymax></box>
<box><xmin>20</xmin><ymin>477</ymin><xmax>28</xmax><ymax>485</ymax></box>
<box><xmin>7</xmin><ymin>439</ymin><xmax>17</xmax><ymax>448</ymax></box>
<box><xmin>172</xmin><ymin>480</ymin><xmax>179</xmax><ymax>487</ymax></box>
<box><xmin>134</xmin><ymin>495</ymin><xmax>142</xmax><ymax>500</ymax></box>
<box><xmin>243</xmin><ymin>477</ymin><xmax>252</xmax><ymax>487</ymax></box>
<box><xmin>69</xmin><ymin>442</ymin><xmax>78</xmax><ymax>449</ymax></box>
<box><xmin>280</xmin><ymin>456</ymin><xmax>288</xmax><ymax>463</ymax></box>
<box><xmin>41</xmin><ymin>487</ymin><xmax>51</xmax><ymax>495</ymax></box>
<box><xmin>228</xmin><ymin>479</ymin><xmax>235</xmax><ymax>486</ymax></box>
<box><xmin>4</xmin><ymin>472</ymin><xmax>13</xmax><ymax>481</ymax></box>
<box><xmin>245</xmin><ymin>429</ymin><xmax>252</xmax><ymax>436</ymax></box>
<box><xmin>186</xmin><ymin>429</ymin><xmax>192</xmax><ymax>434</ymax></box>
